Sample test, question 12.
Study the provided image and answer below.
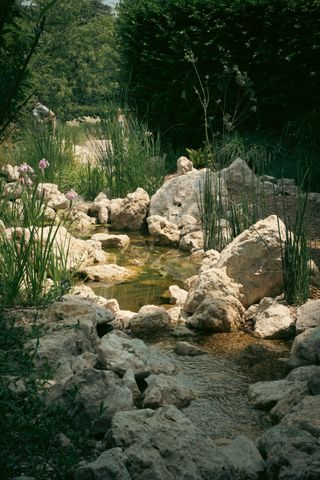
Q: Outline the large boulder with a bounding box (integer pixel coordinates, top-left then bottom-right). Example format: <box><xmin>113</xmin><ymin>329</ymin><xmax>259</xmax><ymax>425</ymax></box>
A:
<box><xmin>142</xmin><ymin>374</ymin><xmax>196</xmax><ymax>408</ymax></box>
<box><xmin>280</xmin><ymin>395</ymin><xmax>320</xmax><ymax>438</ymax></box>
<box><xmin>257</xmin><ymin>425</ymin><xmax>320</xmax><ymax>480</ymax></box>
<box><xmin>129</xmin><ymin>305</ymin><xmax>172</xmax><ymax>335</ymax></box>
<box><xmin>31</xmin><ymin>328</ymin><xmax>97</xmax><ymax>381</ymax></box>
<box><xmin>216</xmin><ymin>215</ymin><xmax>286</xmax><ymax>307</ymax></box>
<box><xmin>186</xmin><ymin>292</ymin><xmax>245</xmax><ymax>332</ymax></box>
<box><xmin>220</xmin><ymin>157</ymin><xmax>259</xmax><ymax>194</ymax></box>
<box><xmin>78</xmin><ymin>264</ymin><xmax>135</xmax><ymax>283</ymax></box>
<box><xmin>296</xmin><ymin>299</ymin><xmax>320</xmax><ymax>334</ymax></box>
<box><xmin>147</xmin><ymin>215</ymin><xmax>180</xmax><ymax>245</ymax></box>
<box><xmin>91</xmin><ymin>233</ymin><xmax>130</xmax><ymax>249</ymax></box>
<box><xmin>107</xmin><ymin>405</ymin><xmax>236</xmax><ymax>479</ymax></box>
<box><xmin>247</xmin><ymin>297</ymin><xmax>296</xmax><ymax>339</ymax></box>
<box><xmin>33</xmin><ymin>225</ymin><xmax>108</xmax><ymax>270</ymax></box>
<box><xmin>74</xmin><ymin>448</ymin><xmax>131</xmax><ymax>480</ymax></box>
<box><xmin>149</xmin><ymin>169</ymin><xmax>226</xmax><ymax>226</ymax></box>
<box><xmin>45</xmin><ymin>368</ymin><xmax>134</xmax><ymax>434</ymax></box>
<box><xmin>184</xmin><ymin>267</ymin><xmax>242</xmax><ymax>313</ymax></box>
<box><xmin>109</xmin><ymin>188</ymin><xmax>150</xmax><ymax>230</ymax></box>
<box><xmin>248</xmin><ymin>380</ymin><xmax>299</xmax><ymax>410</ymax></box>
<box><xmin>96</xmin><ymin>331</ymin><xmax>175</xmax><ymax>377</ymax></box>
<box><xmin>287</xmin><ymin>327</ymin><xmax>320</xmax><ymax>368</ymax></box>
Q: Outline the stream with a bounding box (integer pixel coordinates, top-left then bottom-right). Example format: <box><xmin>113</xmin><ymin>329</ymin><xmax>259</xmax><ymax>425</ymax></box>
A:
<box><xmin>85</xmin><ymin>231</ymin><xmax>291</xmax><ymax>440</ymax></box>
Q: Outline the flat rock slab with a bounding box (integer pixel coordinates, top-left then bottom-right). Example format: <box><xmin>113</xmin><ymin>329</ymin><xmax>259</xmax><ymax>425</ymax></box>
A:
<box><xmin>78</xmin><ymin>264</ymin><xmax>135</xmax><ymax>283</ymax></box>
<box><xmin>248</xmin><ymin>379</ymin><xmax>298</xmax><ymax>410</ymax></box>
<box><xmin>91</xmin><ymin>233</ymin><xmax>131</xmax><ymax>249</ymax></box>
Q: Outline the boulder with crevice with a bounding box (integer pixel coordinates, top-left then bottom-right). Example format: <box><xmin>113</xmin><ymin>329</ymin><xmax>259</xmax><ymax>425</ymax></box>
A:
<box><xmin>109</xmin><ymin>188</ymin><xmax>150</xmax><ymax>230</ymax></box>
<box><xmin>216</xmin><ymin>215</ymin><xmax>286</xmax><ymax>307</ymax></box>
<box><xmin>147</xmin><ymin>215</ymin><xmax>180</xmax><ymax>245</ymax></box>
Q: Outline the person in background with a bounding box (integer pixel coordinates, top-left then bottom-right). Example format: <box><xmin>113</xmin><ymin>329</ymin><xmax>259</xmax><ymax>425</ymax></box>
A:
<box><xmin>32</xmin><ymin>100</ymin><xmax>57</xmax><ymax>135</ymax></box>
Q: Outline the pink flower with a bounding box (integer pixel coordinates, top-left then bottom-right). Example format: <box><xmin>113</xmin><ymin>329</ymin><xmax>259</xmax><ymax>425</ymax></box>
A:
<box><xmin>65</xmin><ymin>190</ymin><xmax>78</xmax><ymax>202</ymax></box>
<box><xmin>18</xmin><ymin>163</ymin><xmax>34</xmax><ymax>174</ymax></box>
<box><xmin>39</xmin><ymin>158</ymin><xmax>50</xmax><ymax>172</ymax></box>
<box><xmin>26</xmin><ymin>177</ymin><xmax>33</xmax><ymax>187</ymax></box>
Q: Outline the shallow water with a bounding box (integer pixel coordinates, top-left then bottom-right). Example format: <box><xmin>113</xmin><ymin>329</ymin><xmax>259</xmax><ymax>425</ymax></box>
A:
<box><xmin>88</xmin><ymin>230</ymin><xmax>290</xmax><ymax>440</ymax></box>
<box><xmin>89</xmin><ymin>231</ymin><xmax>198</xmax><ymax>311</ymax></box>
<box><xmin>149</xmin><ymin>334</ymin><xmax>290</xmax><ymax>440</ymax></box>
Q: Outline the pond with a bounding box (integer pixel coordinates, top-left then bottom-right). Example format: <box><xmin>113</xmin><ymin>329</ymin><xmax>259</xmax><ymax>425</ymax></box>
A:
<box><xmin>85</xmin><ymin>230</ymin><xmax>290</xmax><ymax>440</ymax></box>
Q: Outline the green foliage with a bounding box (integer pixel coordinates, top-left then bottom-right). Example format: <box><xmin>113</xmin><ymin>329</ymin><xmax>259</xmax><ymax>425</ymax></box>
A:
<box><xmin>0</xmin><ymin>0</ymin><xmax>54</xmax><ymax>141</ymax></box>
<box><xmin>117</xmin><ymin>0</ymin><xmax>320</xmax><ymax>145</ymax></box>
<box><xmin>276</xmin><ymin>182</ymin><xmax>310</xmax><ymax>305</ymax></box>
<box><xmin>76</xmin><ymin>162</ymin><xmax>107</xmax><ymax>201</ymax></box>
<box><xmin>0</xmin><ymin>312</ymin><xmax>103</xmax><ymax>479</ymax></box>
<box><xmin>14</xmin><ymin>121</ymin><xmax>75</xmax><ymax>184</ymax></box>
<box><xmin>0</xmin><ymin>172</ymin><xmax>73</xmax><ymax>308</ymax></box>
<box><xmin>89</xmin><ymin>111</ymin><xmax>165</xmax><ymax>198</ymax></box>
<box><xmin>28</xmin><ymin>0</ymin><xmax>119</xmax><ymax>119</ymax></box>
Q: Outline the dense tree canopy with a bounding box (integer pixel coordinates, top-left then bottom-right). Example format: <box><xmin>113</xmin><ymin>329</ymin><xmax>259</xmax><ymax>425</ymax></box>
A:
<box><xmin>29</xmin><ymin>0</ymin><xmax>119</xmax><ymax>119</ymax></box>
<box><xmin>117</xmin><ymin>0</ymin><xmax>320</xmax><ymax>147</ymax></box>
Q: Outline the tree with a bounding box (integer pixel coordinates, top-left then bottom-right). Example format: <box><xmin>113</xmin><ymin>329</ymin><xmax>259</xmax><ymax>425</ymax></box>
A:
<box><xmin>29</xmin><ymin>0</ymin><xmax>120</xmax><ymax>119</ymax></box>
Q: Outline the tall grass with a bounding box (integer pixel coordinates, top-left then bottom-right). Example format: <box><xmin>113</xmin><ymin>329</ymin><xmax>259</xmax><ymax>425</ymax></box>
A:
<box><xmin>0</xmin><ymin>170</ymin><xmax>73</xmax><ymax>307</ymax></box>
<box><xmin>275</xmin><ymin>179</ymin><xmax>310</xmax><ymax>305</ymax></box>
<box><xmin>75</xmin><ymin>162</ymin><xmax>107</xmax><ymax>201</ymax></box>
<box><xmin>87</xmin><ymin>111</ymin><xmax>165</xmax><ymax>198</ymax></box>
<box><xmin>13</xmin><ymin>121</ymin><xmax>75</xmax><ymax>184</ymax></box>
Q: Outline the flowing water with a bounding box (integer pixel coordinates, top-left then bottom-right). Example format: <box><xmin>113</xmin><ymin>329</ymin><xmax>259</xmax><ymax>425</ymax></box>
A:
<box><xmin>86</xmin><ymin>231</ymin><xmax>291</xmax><ymax>440</ymax></box>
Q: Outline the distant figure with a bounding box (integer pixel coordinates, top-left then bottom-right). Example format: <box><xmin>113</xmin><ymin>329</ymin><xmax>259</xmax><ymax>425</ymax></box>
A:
<box><xmin>32</xmin><ymin>101</ymin><xmax>57</xmax><ymax>135</ymax></box>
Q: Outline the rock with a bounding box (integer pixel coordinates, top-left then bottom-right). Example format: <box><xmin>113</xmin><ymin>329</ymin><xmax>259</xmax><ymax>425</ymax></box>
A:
<box><xmin>43</xmin><ymin>296</ymin><xmax>114</xmax><ymax>333</ymax></box>
<box><xmin>89</xmin><ymin>196</ymin><xmax>110</xmax><ymax>224</ymax></box>
<box><xmin>33</xmin><ymin>225</ymin><xmax>107</xmax><ymax>270</ymax></box>
<box><xmin>186</xmin><ymin>292</ymin><xmax>244</xmax><ymax>332</ymax></box>
<box><xmin>31</xmin><ymin>328</ymin><xmax>96</xmax><ymax>381</ymax></box>
<box><xmin>167</xmin><ymin>306</ymin><xmax>184</xmax><ymax>324</ymax></box>
<box><xmin>252</xmin><ymin>297</ymin><xmax>295</xmax><ymax>339</ymax></box>
<box><xmin>216</xmin><ymin>215</ymin><xmax>286</xmax><ymax>307</ymax></box>
<box><xmin>130</xmin><ymin>305</ymin><xmax>172</xmax><ymax>335</ymax></box>
<box><xmin>45</xmin><ymin>368</ymin><xmax>133</xmax><ymax>434</ymax></box>
<box><xmin>179</xmin><ymin>230</ymin><xmax>204</xmax><ymax>251</ymax></box>
<box><xmin>74</xmin><ymin>448</ymin><xmax>131</xmax><ymax>480</ymax></box>
<box><xmin>308</xmin><ymin>369</ymin><xmax>320</xmax><ymax>395</ymax></box>
<box><xmin>109</xmin><ymin>188</ymin><xmax>150</xmax><ymax>230</ymax></box>
<box><xmin>287</xmin><ymin>327</ymin><xmax>320</xmax><ymax>368</ymax></box>
<box><xmin>122</xmin><ymin>369</ymin><xmax>141</xmax><ymax>402</ymax></box>
<box><xmin>109</xmin><ymin>406</ymin><xmax>236</xmax><ymax>479</ymax></box>
<box><xmin>96</xmin><ymin>331</ymin><xmax>175</xmax><ymax>377</ymax></box>
<box><xmin>91</xmin><ymin>233</ymin><xmax>130</xmax><ymax>249</ymax></box>
<box><xmin>257</xmin><ymin>425</ymin><xmax>320</xmax><ymax>480</ymax></box>
<box><xmin>143</xmin><ymin>374</ymin><xmax>196</xmax><ymax>408</ymax></box>
<box><xmin>248</xmin><ymin>380</ymin><xmax>298</xmax><ymax>410</ymax></box>
<box><xmin>296</xmin><ymin>299</ymin><xmax>320</xmax><ymax>334</ymax></box>
<box><xmin>1</xmin><ymin>163</ymin><xmax>20</xmax><ymax>181</ymax></box>
<box><xmin>270</xmin><ymin>382</ymin><xmax>309</xmax><ymax>423</ymax></box>
<box><xmin>149</xmin><ymin>169</ymin><xmax>227</xmax><ymax>226</ymax></box>
<box><xmin>280</xmin><ymin>395</ymin><xmax>320</xmax><ymax>437</ymax></box>
<box><xmin>220</xmin><ymin>157</ymin><xmax>259</xmax><ymax>194</ymax></box>
<box><xmin>169</xmin><ymin>285</ymin><xmax>188</xmax><ymax>305</ymax></box>
<box><xmin>220</xmin><ymin>435</ymin><xmax>265</xmax><ymax>480</ymax></box>
<box><xmin>174</xmin><ymin>341</ymin><xmax>207</xmax><ymax>356</ymax></box>
<box><xmin>286</xmin><ymin>365</ymin><xmax>320</xmax><ymax>383</ymax></box>
<box><xmin>36</xmin><ymin>182</ymin><xmax>60</xmax><ymax>199</ymax></box>
<box><xmin>78</xmin><ymin>264</ymin><xmax>135</xmax><ymax>283</ymax></box>
<box><xmin>115</xmin><ymin>309</ymin><xmax>136</xmax><ymax>330</ymax></box>
<box><xmin>58</xmin><ymin>208</ymin><xmax>96</xmax><ymax>231</ymax></box>
<box><xmin>199</xmin><ymin>249</ymin><xmax>220</xmax><ymax>272</ymax></box>
<box><xmin>147</xmin><ymin>215</ymin><xmax>180</xmax><ymax>245</ymax></box>
<box><xmin>184</xmin><ymin>267</ymin><xmax>242</xmax><ymax>314</ymax></box>
<box><xmin>176</xmin><ymin>156</ymin><xmax>194</xmax><ymax>175</ymax></box>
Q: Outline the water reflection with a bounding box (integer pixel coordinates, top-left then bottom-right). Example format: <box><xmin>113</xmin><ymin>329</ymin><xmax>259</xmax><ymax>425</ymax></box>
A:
<box><xmin>89</xmin><ymin>232</ymin><xmax>198</xmax><ymax>311</ymax></box>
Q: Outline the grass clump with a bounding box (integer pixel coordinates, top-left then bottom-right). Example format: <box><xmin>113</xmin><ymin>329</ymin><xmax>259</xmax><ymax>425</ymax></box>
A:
<box><xmin>276</xmin><ymin>179</ymin><xmax>310</xmax><ymax>305</ymax></box>
<box><xmin>88</xmin><ymin>110</ymin><xmax>165</xmax><ymax>198</ymax></box>
<box><xmin>0</xmin><ymin>163</ymin><xmax>74</xmax><ymax>308</ymax></box>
